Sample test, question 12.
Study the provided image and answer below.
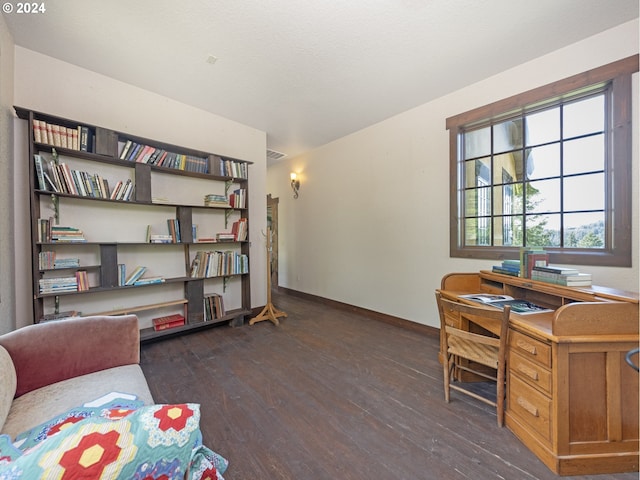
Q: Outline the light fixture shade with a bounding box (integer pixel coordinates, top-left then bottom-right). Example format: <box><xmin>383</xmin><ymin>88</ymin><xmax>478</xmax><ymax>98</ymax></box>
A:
<box><xmin>290</xmin><ymin>172</ymin><xmax>300</xmax><ymax>199</ymax></box>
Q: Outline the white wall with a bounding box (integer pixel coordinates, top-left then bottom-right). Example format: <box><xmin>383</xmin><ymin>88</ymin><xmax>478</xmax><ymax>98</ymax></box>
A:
<box><xmin>267</xmin><ymin>20</ymin><xmax>640</xmax><ymax>328</ymax></box>
<box><xmin>0</xmin><ymin>18</ymin><xmax>15</xmax><ymax>334</ymax></box>
<box><xmin>12</xmin><ymin>47</ymin><xmax>268</xmax><ymax>327</ymax></box>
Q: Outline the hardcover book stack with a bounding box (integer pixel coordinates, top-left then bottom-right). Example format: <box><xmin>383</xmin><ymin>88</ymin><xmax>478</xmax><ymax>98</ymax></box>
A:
<box><xmin>151</xmin><ymin>313</ymin><xmax>185</xmax><ymax>331</ymax></box>
<box><xmin>149</xmin><ymin>234</ymin><xmax>173</xmax><ymax>244</ymax></box>
<box><xmin>215</xmin><ymin>232</ymin><xmax>236</xmax><ymax>242</ymax></box>
<box><xmin>39</xmin><ymin>276</ymin><xmax>78</xmax><ymax>294</ymax></box>
<box><xmin>204</xmin><ymin>194</ymin><xmax>229</xmax><ymax>207</ymax></box>
<box><xmin>53</xmin><ymin>257</ymin><xmax>80</xmax><ymax>269</ymax></box>
<box><xmin>531</xmin><ymin>265</ymin><xmax>592</xmax><ymax>286</ymax></box>
<box><xmin>492</xmin><ymin>259</ymin><xmax>521</xmax><ymax>277</ymax></box>
<box><xmin>50</xmin><ymin>225</ymin><xmax>86</xmax><ymax>243</ymax></box>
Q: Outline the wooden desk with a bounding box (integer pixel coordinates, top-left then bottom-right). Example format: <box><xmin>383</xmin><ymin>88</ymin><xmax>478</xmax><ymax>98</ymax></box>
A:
<box><xmin>438</xmin><ymin>271</ymin><xmax>639</xmax><ymax>476</ymax></box>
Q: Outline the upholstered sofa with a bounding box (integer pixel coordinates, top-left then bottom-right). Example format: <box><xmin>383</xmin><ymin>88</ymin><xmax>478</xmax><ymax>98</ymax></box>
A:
<box><xmin>0</xmin><ymin>314</ymin><xmax>229</xmax><ymax>479</ymax></box>
<box><xmin>0</xmin><ymin>314</ymin><xmax>154</xmax><ymax>440</ymax></box>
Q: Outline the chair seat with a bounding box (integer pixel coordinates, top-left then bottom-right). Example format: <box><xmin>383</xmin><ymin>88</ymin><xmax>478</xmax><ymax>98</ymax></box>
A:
<box><xmin>448</xmin><ymin>336</ymin><xmax>499</xmax><ymax>369</ymax></box>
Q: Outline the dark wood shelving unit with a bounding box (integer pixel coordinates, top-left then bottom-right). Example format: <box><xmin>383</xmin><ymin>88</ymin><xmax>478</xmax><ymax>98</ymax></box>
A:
<box><xmin>17</xmin><ymin>106</ymin><xmax>252</xmax><ymax>340</ymax></box>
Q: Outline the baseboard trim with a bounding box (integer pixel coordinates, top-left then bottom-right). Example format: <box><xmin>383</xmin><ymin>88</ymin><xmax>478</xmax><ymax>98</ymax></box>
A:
<box><xmin>275</xmin><ymin>287</ymin><xmax>439</xmax><ymax>338</ymax></box>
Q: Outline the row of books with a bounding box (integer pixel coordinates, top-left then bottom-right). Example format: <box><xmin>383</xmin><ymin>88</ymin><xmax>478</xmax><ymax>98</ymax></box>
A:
<box><xmin>231</xmin><ymin>218</ymin><xmax>248</xmax><ymax>242</ymax></box>
<box><xmin>109</xmin><ymin>179</ymin><xmax>135</xmax><ymax>201</ymax></box>
<box><xmin>35</xmin><ymin>155</ymin><xmax>133</xmax><ymax>201</ymax></box>
<box><xmin>492</xmin><ymin>260</ymin><xmax>592</xmax><ymax>286</ymax></box>
<box><xmin>38</xmin><ymin>251</ymin><xmax>80</xmax><ymax>270</ymax></box>
<box><xmin>76</xmin><ymin>271</ymin><xmax>90</xmax><ymax>291</ymax></box>
<box><xmin>204</xmin><ymin>293</ymin><xmax>225</xmax><ymax>321</ymax></box>
<box><xmin>39</xmin><ymin>270</ymin><xmax>89</xmax><ymax>294</ymax></box>
<box><xmin>214</xmin><ymin>157</ymin><xmax>248</xmax><ymax>179</ymax></box>
<box><xmin>229</xmin><ymin>188</ymin><xmax>247</xmax><ymax>209</ymax></box>
<box><xmin>146</xmin><ymin>221</ymin><xmax>246</xmax><ymax>244</ymax></box>
<box><xmin>189</xmin><ymin>250</ymin><xmax>249</xmax><ymax>278</ymax></box>
<box><xmin>519</xmin><ymin>248</ymin><xmax>549</xmax><ymax>278</ymax></box>
<box><xmin>491</xmin><ymin>248</ymin><xmax>550</xmax><ymax>278</ymax></box>
<box><xmin>167</xmin><ymin>219</ymin><xmax>182</xmax><ymax>243</ymax></box>
<box><xmin>32</xmin><ymin>119</ymin><xmax>93</xmax><ymax>152</ymax></box>
<box><xmin>119</xmin><ymin>140</ymin><xmax>209</xmax><ymax>174</ymax></box>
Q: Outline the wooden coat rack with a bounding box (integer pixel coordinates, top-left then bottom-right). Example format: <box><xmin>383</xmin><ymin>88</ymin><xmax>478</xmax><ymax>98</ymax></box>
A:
<box><xmin>250</xmin><ymin>228</ymin><xmax>287</xmax><ymax>326</ymax></box>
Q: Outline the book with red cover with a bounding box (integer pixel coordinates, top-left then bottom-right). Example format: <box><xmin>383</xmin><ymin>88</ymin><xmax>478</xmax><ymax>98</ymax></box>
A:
<box><xmin>152</xmin><ymin>313</ymin><xmax>185</xmax><ymax>331</ymax></box>
<box><xmin>525</xmin><ymin>253</ymin><xmax>548</xmax><ymax>279</ymax></box>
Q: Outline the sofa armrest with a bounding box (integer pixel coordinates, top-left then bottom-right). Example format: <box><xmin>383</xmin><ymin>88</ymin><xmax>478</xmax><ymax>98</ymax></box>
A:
<box><xmin>0</xmin><ymin>315</ymin><xmax>140</xmax><ymax>397</ymax></box>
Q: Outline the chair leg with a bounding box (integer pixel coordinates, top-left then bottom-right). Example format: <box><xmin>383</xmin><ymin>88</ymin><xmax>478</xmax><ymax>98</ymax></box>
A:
<box><xmin>496</xmin><ymin>364</ymin><xmax>506</xmax><ymax>427</ymax></box>
<box><xmin>443</xmin><ymin>354</ymin><xmax>451</xmax><ymax>403</ymax></box>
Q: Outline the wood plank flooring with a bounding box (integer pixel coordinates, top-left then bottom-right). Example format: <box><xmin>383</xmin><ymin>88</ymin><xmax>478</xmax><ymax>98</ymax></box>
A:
<box><xmin>140</xmin><ymin>291</ymin><xmax>638</xmax><ymax>480</ymax></box>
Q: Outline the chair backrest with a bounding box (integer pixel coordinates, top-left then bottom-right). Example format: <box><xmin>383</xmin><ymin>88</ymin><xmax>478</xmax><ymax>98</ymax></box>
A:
<box><xmin>435</xmin><ymin>292</ymin><xmax>511</xmax><ymax>366</ymax></box>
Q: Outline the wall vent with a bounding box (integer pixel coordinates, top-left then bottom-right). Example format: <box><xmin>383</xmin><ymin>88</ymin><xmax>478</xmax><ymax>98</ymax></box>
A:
<box><xmin>266</xmin><ymin>149</ymin><xmax>287</xmax><ymax>161</ymax></box>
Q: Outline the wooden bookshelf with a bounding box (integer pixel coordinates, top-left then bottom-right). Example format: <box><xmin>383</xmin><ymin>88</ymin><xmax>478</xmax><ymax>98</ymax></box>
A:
<box><xmin>16</xmin><ymin>106</ymin><xmax>252</xmax><ymax>340</ymax></box>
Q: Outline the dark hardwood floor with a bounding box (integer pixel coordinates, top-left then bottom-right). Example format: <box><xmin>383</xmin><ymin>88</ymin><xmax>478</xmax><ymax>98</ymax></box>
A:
<box><xmin>140</xmin><ymin>291</ymin><xmax>638</xmax><ymax>480</ymax></box>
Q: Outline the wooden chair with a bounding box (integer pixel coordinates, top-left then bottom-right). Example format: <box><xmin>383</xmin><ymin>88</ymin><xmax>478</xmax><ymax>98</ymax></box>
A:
<box><xmin>435</xmin><ymin>292</ymin><xmax>511</xmax><ymax>427</ymax></box>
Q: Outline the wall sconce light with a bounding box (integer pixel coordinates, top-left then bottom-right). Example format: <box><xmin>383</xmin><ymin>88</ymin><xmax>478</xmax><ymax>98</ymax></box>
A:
<box><xmin>290</xmin><ymin>172</ymin><xmax>300</xmax><ymax>199</ymax></box>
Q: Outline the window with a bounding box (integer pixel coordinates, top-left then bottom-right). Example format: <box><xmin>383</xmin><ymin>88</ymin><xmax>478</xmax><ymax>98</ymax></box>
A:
<box><xmin>446</xmin><ymin>56</ymin><xmax>638</xmax><ymax>267</ymax></box>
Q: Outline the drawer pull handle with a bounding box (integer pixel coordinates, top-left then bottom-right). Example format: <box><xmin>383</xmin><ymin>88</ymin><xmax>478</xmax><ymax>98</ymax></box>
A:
<box><xmin>517</xmin><ymin>364</ymin><xmax>539</xmax><ymax>381</ymax></box>
<box><xmin>517</xmin><ymin>397</ymin><xmax>539</xmax><ymax>417</ymax></box>
<box><xmin>516</xmin><ymin>339</ymin><xmax>538</xmax><ymax>356</ymax></box>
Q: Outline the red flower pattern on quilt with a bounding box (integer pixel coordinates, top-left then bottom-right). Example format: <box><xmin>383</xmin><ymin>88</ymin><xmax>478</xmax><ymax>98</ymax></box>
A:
<box><xmin>103</xmin><ymin>407</ymin><xmax>137</xmax><ymax>420</ymax></box>
<box><xmin>47</xmin><ymin>415</ymin><xmax>86</xmax><ymax>436</ymax></box>
<box><xmin>199</xmin><ymin>466</ymin><xmax>219</xmax><ymax>480</ymax></box>
<box><xmin>153</xmin><ymin>404</ymin><xmax>194</xmax><ymax>432</ymax></box>
<box><xmin>58</xmin><ymin>430</ymin><xmax>122</xmax><ymax>478</ymax></box>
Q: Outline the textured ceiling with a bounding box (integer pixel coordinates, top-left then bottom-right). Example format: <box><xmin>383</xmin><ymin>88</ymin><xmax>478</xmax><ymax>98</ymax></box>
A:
<box><xmin>3</xmin><ymin>0</ymin><xmax>638</xmax><ymax>162</ymax></box>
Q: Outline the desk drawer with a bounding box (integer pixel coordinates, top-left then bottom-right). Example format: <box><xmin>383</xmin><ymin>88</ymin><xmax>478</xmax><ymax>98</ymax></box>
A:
<box><xmin>510</xmin><ymin>350</ymin><xmax>552</xmax><ymax>395</ymax></box>
<box><xmin>509</xmin><ymin>330</ymin><xmax>551</xmax><ymax>368</ymax></box>
<box><xmin>509</xmin><ymin>374</ymin><xmax>552</xmax><ymax>444</ymax></box>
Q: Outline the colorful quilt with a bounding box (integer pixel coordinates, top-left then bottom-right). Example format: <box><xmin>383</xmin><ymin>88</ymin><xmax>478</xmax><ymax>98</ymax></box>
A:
<box><xmin>0</xmin><ymin>395</ymin><xmax>228</xmax><ymax>480</ymax></box>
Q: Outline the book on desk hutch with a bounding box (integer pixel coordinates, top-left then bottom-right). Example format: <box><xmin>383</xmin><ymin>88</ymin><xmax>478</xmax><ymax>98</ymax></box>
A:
<box><xmin>459</xmin><ymin>294</ymin><xmax>553</xmax><ymax>315</ymax></box>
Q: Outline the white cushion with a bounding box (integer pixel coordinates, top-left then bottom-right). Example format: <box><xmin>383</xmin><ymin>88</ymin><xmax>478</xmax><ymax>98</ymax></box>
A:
<box><xmin>0</xmin><ymin>346</ymin><xmax>17</xmax><ymax>431</ymax></box>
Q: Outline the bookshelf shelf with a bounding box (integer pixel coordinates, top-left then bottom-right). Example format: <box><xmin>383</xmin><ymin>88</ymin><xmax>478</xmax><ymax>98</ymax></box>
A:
<box><xmin>17</xmin><ymin>106</ymin><xmax>252</xmax><ymax>340</ymax></box>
